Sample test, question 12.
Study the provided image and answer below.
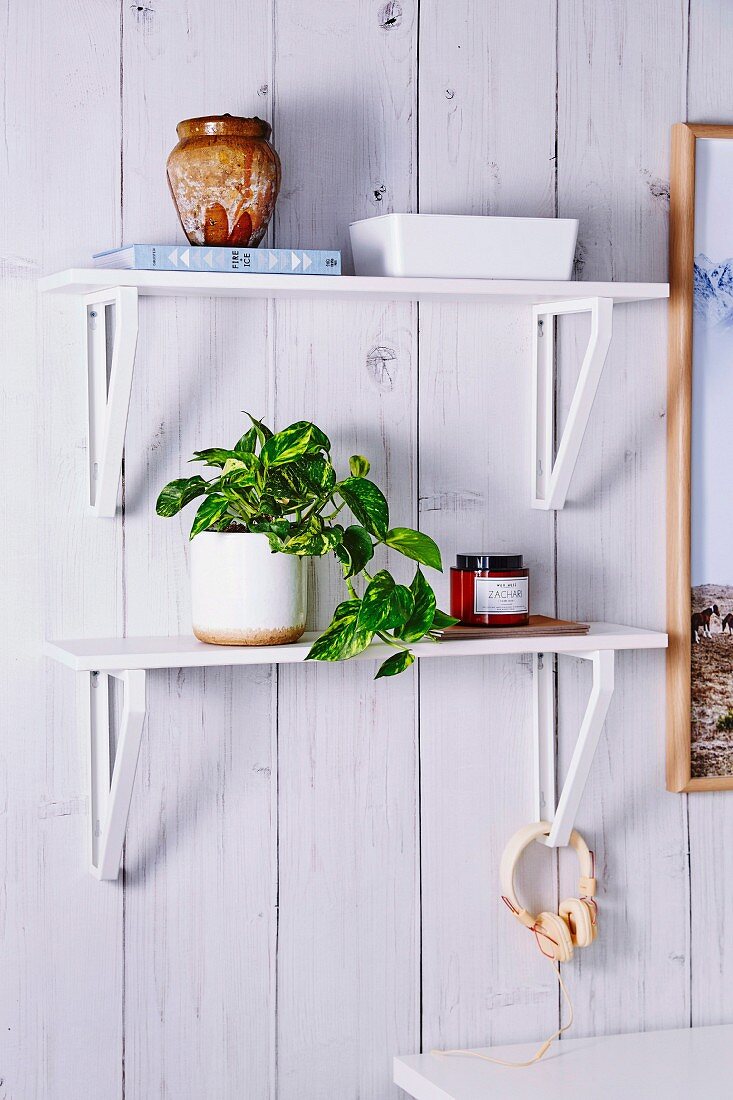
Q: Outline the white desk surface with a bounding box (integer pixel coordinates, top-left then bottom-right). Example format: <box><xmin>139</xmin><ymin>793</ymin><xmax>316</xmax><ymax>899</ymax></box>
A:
<box><xmin>394</xmin><ymin>1023</ymin><xmax>733</xmax><ymax>1099</ymax></box>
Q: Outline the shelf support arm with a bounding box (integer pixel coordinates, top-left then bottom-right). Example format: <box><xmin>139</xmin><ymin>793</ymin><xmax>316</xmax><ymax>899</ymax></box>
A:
<box><xmin>84</xmin><ymin>286</ymin><xmax>139</xmax><ymax>518</ymax></box>
<box><xmin>86</xmin><ymin>668</ymin><xmax>146</xmax><ymax>880</ymax></box>
<box><xmin>533</xmin><ymin>649</ymin><xmax>615</xmax><ymax>848</ymax></box>
<box><xmin>531</xmin><ymin>296</ymin><xmax>613</xmax><ymax>510</ymax></box>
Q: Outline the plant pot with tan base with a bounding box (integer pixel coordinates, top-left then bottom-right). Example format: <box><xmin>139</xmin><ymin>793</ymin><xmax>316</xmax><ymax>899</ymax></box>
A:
<box><xmin>190</xmin><ymin>530</ymin><xmax>307</xmax><ymax>645</ymax></box>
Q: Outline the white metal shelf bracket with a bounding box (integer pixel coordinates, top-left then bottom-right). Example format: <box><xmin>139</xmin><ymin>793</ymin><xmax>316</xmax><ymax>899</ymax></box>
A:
<box><xmin>84</xmin><ymin>286</ymin><xmax>139</xmax><ymax>517</ymax></box>
<box><xmin>86</xmin><ymin>668</ymin><xmax>146</xmax><ymax>880</ymax></box>
<box><xmin>532</xmin><ymin>296</ymin><xmax>613</xmax><ymax>510</ymax></box>
<box><xmin>532</xmin><ymin>649</ymin><xmax>615</xmax><ymax>847</ymax></box>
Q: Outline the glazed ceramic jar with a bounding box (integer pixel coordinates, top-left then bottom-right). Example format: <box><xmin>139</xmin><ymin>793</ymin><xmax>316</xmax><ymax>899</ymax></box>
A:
<box><xmin>166</xmin><ymin>114</ymin><xmax>281</xmax><ymax>247</ymax></box>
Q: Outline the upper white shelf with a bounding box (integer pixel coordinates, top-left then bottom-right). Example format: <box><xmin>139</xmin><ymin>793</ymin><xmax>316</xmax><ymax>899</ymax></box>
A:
<box><xmin>39</xmin><ymin>268</ymin><xmax>669</xmax><ymax>305</ymax></box>
<box><xmin>46</xmin><ymin>622</ymin><xmax>667</xmax><ymax>673</ymax></box>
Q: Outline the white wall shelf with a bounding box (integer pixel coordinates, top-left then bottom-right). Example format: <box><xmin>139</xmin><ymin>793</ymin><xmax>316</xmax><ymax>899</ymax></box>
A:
<box><xmin>394</xmin><ymin>1023</ymin><xmax>732</xmax><ymax>1100</ymax></box>
<box><xmin>39</xmin><ymin>269</ymin><xmax>668</xmax><ymax>517</ymax></box>
<box><xmin>46</xmin><ymin>622</ymin><xmax>666</xmax><ymax>671</ymax></box>
<box><xmin>40</xmin><ymin>268</ymin><xmax>668</xmax><ymax>304</ymax></box>
<box><xmin>45</xmin><ymin>623</ymin><xmax>666</xmax><ymax>880</ymax></box>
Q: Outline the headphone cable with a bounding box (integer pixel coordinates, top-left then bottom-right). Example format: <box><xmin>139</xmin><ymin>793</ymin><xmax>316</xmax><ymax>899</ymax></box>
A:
<box><xmin>431</xmin><ymin>959</ymin><xmax>573</xmax><ymax>1069</ymax></box>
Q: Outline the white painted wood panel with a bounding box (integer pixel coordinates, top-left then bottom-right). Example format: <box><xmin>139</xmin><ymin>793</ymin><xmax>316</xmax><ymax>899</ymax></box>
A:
<box><xmin>554</xmin><ymin>0</ymin><xmax>690</xmax><ymax>1037</ymax></box>
<box><xmin>119</xmin><ymin>2</ymin><xmax>276</xmax><ymax>1097</ymax></box>
<box><xmin>686</xmin><ymin>0</ymin><xmax>733</xmax><ymax>1031</ymax></box>
<box><xmin>0</xmin><ymin>3</ymin><xmax>124</xmax><ymax>1098</ymax></box>
<box><xmin>272</xmin><ymin>3</ymin><xmax>419</xmax><ymax>1095</ymax></box>
<box><xmin>417</xmin><ymin>0</ymin><xmax>560</xmax><ymax>1055</ymax></box>
<box><xmin>272</xmin><ymin>302</ymin><xmax>420</xmax><ymax>1092</ymax></box>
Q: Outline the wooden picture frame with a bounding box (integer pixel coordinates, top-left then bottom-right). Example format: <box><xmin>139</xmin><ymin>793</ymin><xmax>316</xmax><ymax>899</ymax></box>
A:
<box><xmin>667</xmin><ymin>123</ymin><xmax>733</xmax><ymax>791</ymax></box>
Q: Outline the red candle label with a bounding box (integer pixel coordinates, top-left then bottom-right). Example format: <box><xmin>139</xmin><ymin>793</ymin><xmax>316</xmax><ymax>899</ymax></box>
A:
<box><xmin>474</xmin><ymin>577</ymin><xmax>529</xmax><ymax>616</ymax></box>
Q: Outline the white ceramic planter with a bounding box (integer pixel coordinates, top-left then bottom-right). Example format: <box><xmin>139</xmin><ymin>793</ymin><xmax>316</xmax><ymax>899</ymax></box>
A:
<box><xmin>349</xmin><ymin>213</ymin><xmax>579</xmax><ymax>280</ymax></box>
<box><xmin>189</xmin><ymin>531</ymin><xmax>307</xmax><ymax>645</ymax></box>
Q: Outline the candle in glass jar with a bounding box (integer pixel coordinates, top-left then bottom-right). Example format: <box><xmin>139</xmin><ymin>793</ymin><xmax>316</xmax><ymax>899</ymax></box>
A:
<box><xmin>450</xmin><ymin>553</ymin><xmax>530</xmax><ymax>627</ymax></box>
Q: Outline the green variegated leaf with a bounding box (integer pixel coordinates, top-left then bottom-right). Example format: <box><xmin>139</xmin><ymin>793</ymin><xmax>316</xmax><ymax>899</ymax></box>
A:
<box><xmin>348</xmin><ymin>454</ymin><xmax>370</xmax><ymax>478</ymax></box>
<box><xmin>261</xmin><ymin>423</ymin><xmax>315</xmax><ymax>467</ymax></box>
<box><xmin>307</xmin><ymin>599</ymin><xmax>361</xmax><ymax>661</ymax></box>
<box><xmin>339</xmin><ymin>524</ymin><xmax>374</xmax><ymax>578</ymax></box>
<box><xmin>393</xmin><ymin>584</ymin><xmax>415</xmax><ymax>624</ymax></box>
<box><xmin>155</xmin><ymin>475</ymin><xmax>209</xmax><ymax>517</ymax></box>
<box><xmin>337</xmin><ymin>477</ymin><xmax>389</xmax><ymax>540</ymax></box>
<box><xmin>286</xmin><ymin>420</ymin><xmax>331</xmax><ymax>453</ymax></box>
<box><xmin>234</xmin><ymin>425</ymin><xmax>258</xmax><ymax>454</ymax></box>
<box><xmin>397</xmin><ymin>569</ymin><xmax>437</xmax><ymax>642</ymax></box>
<box><xmin>276</xmin><ymin>516</ymin><xmax>342</xmax><ymax>558</ymax></box>
<box><xmin>243</xmin><ymin>412</ymin><xmax>273</xmax><ymax>448</ymax></box>
<box><xmin>219</xmin><ymin>466</ymin><xmax>257</xmax><ymax>491</ymax></box>
<box><xmin>221</xmin><ymin>457</ymin><xmax>244</xmax><ymax>476</ymax></box>
<box><xmin>265</xmin><ymin>457</ymin><xmax>334</xmax><ymax>506</ymax></box>
<box><xmin>334</xmin><ymin>543</ymin><xmax>350</xmax><ymax>569</ymax></box>
<box><xmin>357</xmin><ymin>570</ymin><xmax>395</xmax><ymax>629</ymax></box>
<box><xmin>352</xmin><ymin>570</ymin><xmax>413</xmax><ymax>652</ymax></box>
<box><xmin>296</xmin><ymin>455</ymin><xmax>336</xmax><ymax>493</ymax></box>
<box><xmin>220</xmin><ymin>454</ymin><xmax>259</xmax><ymax>478</ymax></box>
<box><xmin>385</xmin><ymin>527</ymin><xmax>443</xmax><ymax>571</ymax></box>
<box><xmin>324</xmin><ymin>525</ymin><xmax>344</xmax><ymax>549</ymax></box>
<box><xmin>375</xmin><ymin>650</ymin><xmax>415</xmax><ymax>679</ymax></box>
<box><xmin>431</xmin><ymin>607</ymin><xmax>460</xmax><ymax>630</ymax></box>
<box><xmin>190</xmin><ymin>493</ymin><xmax>231</xmax><ymax>538</ymax></box>
<box><xmin>192</xmin><ymin>447</ymin><xmax>251</xmax><ymax>468</ymax></box>
<box><xmin>278</xmin><ymin>522</ymin><xmax>322</xmax><ymax>554</ymax></box>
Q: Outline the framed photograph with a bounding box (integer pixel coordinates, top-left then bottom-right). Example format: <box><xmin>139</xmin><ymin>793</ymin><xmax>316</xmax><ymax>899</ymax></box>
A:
<box><xmin>668</xmin><ymin>123</ymin><xmax>733</xmax><ymax>791</ymax></box>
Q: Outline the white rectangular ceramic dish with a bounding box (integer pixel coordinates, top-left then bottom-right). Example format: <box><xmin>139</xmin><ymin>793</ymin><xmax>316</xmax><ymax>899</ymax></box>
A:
<box><xmin>349</xmin><ymin>213</ymin><xmax>579</xmax><ymax>280</ymax></box>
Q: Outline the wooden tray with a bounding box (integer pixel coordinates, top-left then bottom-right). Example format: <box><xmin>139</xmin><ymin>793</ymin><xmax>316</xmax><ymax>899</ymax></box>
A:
<box><xmin>437</xmin><ymin>614</ymin><xmax>590</xmax><ymax>641</ymax></box>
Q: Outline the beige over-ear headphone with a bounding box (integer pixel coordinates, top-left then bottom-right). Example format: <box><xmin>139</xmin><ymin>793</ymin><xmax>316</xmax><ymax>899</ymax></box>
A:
<box><xmin>500</xmin><ymin>820</ymin><xmax>598</xmax><ymax>962</ymax></box>
<box><xmin>432</xmin><ymin>820</ymin><xmax>598</xmax><ymax>1069</ymax></box>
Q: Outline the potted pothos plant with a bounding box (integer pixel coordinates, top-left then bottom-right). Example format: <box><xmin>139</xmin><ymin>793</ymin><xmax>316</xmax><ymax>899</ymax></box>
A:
<box><xmin>156</xmin><ymin>414</ymin><xmax>456</xmax><ymax>677</ymax></box>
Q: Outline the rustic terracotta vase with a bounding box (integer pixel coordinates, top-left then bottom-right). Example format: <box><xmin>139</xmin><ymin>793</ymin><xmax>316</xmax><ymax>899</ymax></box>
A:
<box><xmin>166</xmin><ymin>114</ymin><xmax>281</xmax><ymax>247</ymax></box>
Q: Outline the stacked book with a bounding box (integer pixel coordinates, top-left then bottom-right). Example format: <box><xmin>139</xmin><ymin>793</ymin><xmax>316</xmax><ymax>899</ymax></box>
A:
<box><xmin>93</xmin><ymin>244</ymin><xmax>341</xmax><ymax>275</ymax></box>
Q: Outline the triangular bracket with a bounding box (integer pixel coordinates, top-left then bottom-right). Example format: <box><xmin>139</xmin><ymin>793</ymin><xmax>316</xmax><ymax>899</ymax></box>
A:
<box><xmin>532</xmin><ymin>649</ymin><xmax>615</xmax><ymax>847</ymax></box>
<box><xmin>531</xmin><ymin>296</ymin><xmax>614</xmax><ymax>510</ymax></box>
<box><xmin>85</xmin><ymin>668</ymin><xmax>147</xmax><ymax>879</ymax></box>
<box><xmin>84</xmin><ymin>286</ymin><xmax>139</xmax><ymax>517</ymax></box>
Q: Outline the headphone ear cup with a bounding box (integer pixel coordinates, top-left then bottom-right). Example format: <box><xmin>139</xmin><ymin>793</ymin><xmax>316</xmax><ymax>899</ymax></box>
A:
<box><xmin>559</xmin><ymin>897</ymin><xmax>595</xmax><ymax>948</ymax></box>
<box><xmin>534</xmin><ymin>911</ymin><xmax>574</xmax><ymax>963</ymax></box>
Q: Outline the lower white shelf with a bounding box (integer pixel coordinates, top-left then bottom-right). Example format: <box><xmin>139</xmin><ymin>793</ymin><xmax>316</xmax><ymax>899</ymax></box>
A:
<box><xmin>394</xmin><ymin>1023</ymin><xmax>733</xmax><ymax>1099</ymax></box>
<box><xmin>45</xmin><ymin>622</ymin><xmax>666</xmax><ymax>881</ymax></box>
<box><xmin>45</xmin><ymin>622</ymin><xmax>666</xmax><ymax>671</ymax></box>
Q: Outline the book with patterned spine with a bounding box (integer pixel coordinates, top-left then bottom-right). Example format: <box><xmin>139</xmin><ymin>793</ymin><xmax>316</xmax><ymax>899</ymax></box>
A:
<box><xmin>92</xmin><ymin>245</ymin><xmax>341</xmax><ymax>275</ymax></box>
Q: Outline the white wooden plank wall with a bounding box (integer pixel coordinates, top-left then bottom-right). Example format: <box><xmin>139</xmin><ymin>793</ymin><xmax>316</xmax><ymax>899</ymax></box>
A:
<box><xmin>273</xmin><ymin>6</ymin><xmax>419</xmax><ymax>1095</ymax></box>
<box><xmin>554</xmin><ymin>0</ymin><xmax>690</xmax><ymax>1038</ymax></box>
<box><xmin>0</xmin><ymin>3</ymin><xmax>124</xmax><ymax>1098</ymax></box>
<box><xmin>417</xmin><ymin>0</ymin><xmax>560</xmax><ymax>1054</ymax></box>
<box><xmin>1</xmin><ymin>2</ymin><xmax>732</xmax><ymax>1097</ymax></box>
<box><xmin>120</xmin><ymin>5</ymin><xmax>275</xmax><ymax>1097</ymax></box>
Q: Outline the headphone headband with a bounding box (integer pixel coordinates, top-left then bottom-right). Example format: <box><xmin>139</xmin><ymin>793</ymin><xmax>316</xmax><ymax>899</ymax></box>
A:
<box><xmin>500</xmin><ymin>821</ymin><xmax>596</xmax><ymax>927</ymax></box>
